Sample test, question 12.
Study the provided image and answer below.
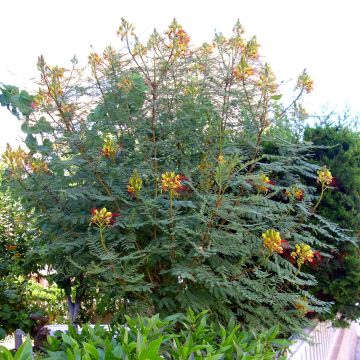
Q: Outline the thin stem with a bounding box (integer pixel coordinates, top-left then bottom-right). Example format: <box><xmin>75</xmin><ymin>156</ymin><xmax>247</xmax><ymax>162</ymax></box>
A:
<box><xmin>99</xmin><ymin>225</ymin><xmax>109</xmax><ymax>255</ymax></box>
<box><xmin>313</xmin><ymin>184</ymin><xmax>326</xmax><ymax>211</ymax></box>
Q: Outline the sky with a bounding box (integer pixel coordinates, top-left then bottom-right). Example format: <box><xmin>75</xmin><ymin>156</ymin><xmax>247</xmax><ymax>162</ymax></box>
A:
<box><xmin>0</xmin><ymin>0</ymin><xmax>359</xmax><ymax>151</ymax></box>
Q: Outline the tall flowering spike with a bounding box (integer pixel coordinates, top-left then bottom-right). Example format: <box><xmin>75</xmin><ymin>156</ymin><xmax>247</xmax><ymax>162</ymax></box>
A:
<box><xmin>91</xmin><ymin>207</ymin><xmax>113</xmax><ymax>228</ymax></box>
<box><xmin>317</xmin><ymin>166</ymin><xmax>333</xmax><ymax>186</ymax></box>
<box><xmin>262</xmin><ymin>229</ymin><xmax>283</xmax><ymax>254</ymax></box>
<box><xmin>128</xmin><ymin>169</ymin><xmax>143</xmax><ymax>198</ymax></box>
<box><xmin>291</xmin><ymin>243</ymin><xmax>314</xmax><ymax>268</ymax></box>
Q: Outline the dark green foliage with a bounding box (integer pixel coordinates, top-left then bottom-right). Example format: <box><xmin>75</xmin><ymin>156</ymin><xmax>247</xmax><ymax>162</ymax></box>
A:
<box><xmin>0</xmin><ymin>182</ymin><xmax>66</xmax><ymax>338</ymax></box>
<box><xmin>304</xmin><ymin>124</ymin><xmax>360</xmax><ymax>326</ymax></box>
<box><xmin>0</xmin><ymin>189</ymin><xmax>36</xmax><ymax>338</ymax></box>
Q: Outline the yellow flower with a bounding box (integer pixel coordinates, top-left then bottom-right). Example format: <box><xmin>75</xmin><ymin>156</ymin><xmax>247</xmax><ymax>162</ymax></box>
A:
<box><xmin>257</xmin><ymin>173</ymin><xmax>272</xmax><ymax>193</ymax></box>
<box><xmin>2</xmin><ymin>144</ymin><xmax>28</xmax><ymax>176</ymax></box>
<box><xmin>297</xmin><ymin>72</ymin><xmax>314</xmax><ymax>93</ymax></box>
<box><xmin>101</xmin><ymin>134</ymin><xmax>118</xmax><ymax>160</ymax></box>
<box><xmin>291</xmin><ymin>243</ymin><xmax>314</xmax><ymax>268</ymax></box>
<box><xmin>128</xmin><ymin>170</ymin><xmax>142</xmax><ymax>198</ymax></box>
<box><xmin>217</xmin><ymin>154</ymin><xmax>225</xmax><ymax>163</ymax></box>
<box><xmin>317</xmin><ymin>166</ymin><xmax>333</xmax><ymax>186</ymax></box>
<box><xmin>161</xmin><ymin>172</ymin><xmax>182</xmax><ymax>193</ymax></box>
<box><xmin>91</xmin><ymin>208</ymin><xmax>113</xmax><ymax>227</ymax></box>
<box><xmin>262</xmin><ymin>229</ymin><xmax>283</xmax><ymax>254</ymax></box>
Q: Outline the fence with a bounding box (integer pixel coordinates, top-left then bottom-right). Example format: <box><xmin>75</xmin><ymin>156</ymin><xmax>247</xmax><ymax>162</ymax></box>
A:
<box><xmin>287</xmin><ymin>320</ymin><xmax>340</xmax><ymax>359</ymax></box>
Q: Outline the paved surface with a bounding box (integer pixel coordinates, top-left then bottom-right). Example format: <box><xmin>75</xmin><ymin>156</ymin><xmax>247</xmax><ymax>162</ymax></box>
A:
<box><xmin>356</xmin><ymin>338</ymin><xmax>360</xmax><ymax>360</ymax></box>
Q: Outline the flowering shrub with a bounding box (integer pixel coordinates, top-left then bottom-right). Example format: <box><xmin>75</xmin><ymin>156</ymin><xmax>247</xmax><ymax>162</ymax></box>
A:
<box><xmin>0</xmin><ymin>20</ymin><xmax>353</xmax><ymax>334</ymax></box>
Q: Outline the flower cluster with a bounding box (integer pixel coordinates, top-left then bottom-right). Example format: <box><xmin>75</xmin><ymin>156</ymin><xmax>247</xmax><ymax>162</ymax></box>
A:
<box><xmin>253</xmin><ymin>64</ymin><xmax>277</xmax><ymax>96</ymax></box>
<box><xmin>233</xmin><ymin>62</ymin><xmax>254</xmax><ymax>81</ymax></box>
<box><xmin>2</xmin><ymin>144</ymin><xmax>27</xmax><ymax>171</ymax></box>
<box><xmin>117</xmin><ymin>78</ymin><xmax>133</xmax><ymax>93</ymax></box>
<box><xmin>217</xmin><ymin>154</ymin><xmax>225</xmax><ymax>163</ymax></box>
<box><xmin>245</xmin><ymin>36</ymin><xmax>260</xmax><ymax>60</ymax></box>
<box><xmin>101</xmin><ymin>134</ymin><xmax>119</xmax><ymax>160</ymax></box>
<box><xmin>128</xmin><ymin>170</ymin><xmax>142</xmax><ymax>198</ymax></box>
<box><xmin>285</xmin><ymin>186</ymin><xmax>304</xmax><ymax>201</ymax></box>
<box><xmin>297</xmin><ymin>72</ymin><xmax>314</xmax><ymax>93</ymax></box>
<box><xmin>91</xmin><ymin>208</ymin><xmax>119</xmax><ymax>227</ymax></box>
<box><xmin>166</xmin><ymin>21</ymin><xmax>190</xmax><ymax>55</ymax></box>
<box><xmin>88</xmin><ymin>52</ymin><xmax>103</xmax><ymax>67</ymax></box>
<box><xmin>317</xmin><ymin>166</ymin><xmax>333</xmax><ymax>186</ymax></box>
<box><xmin>257</xmin><ymin>173</ymin><xmax>274</xmax><ymax>194</ymax></box>
<box><xmin>30</xmin><ymin>159</ymin><xmax>50</xmax><ymax>174</ymax></box>
<box><xmin>161</xmin><ymin>172</ymin><xmax>182</xmax><ymax>194</ymax></box>
<box><xmin>291</xmin><ymin>243</ymin><xmax>314</xmax><ymax>268</ymax></box>
<box><xmin>262</xmin><ymin>229</ymin><xmax>283</xmax><ymax>254</ymax></box>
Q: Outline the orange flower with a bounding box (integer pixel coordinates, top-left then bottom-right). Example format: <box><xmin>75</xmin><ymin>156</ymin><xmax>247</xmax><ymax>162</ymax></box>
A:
<box><xmin>285</xmin><ymin>186</ymin><xmax>304</xmax><ymax>201</ymax></box>
<box><xmin>30</xmin><ymin>159</ymin><xmax>49</xmax><ymax>174</ymax></box>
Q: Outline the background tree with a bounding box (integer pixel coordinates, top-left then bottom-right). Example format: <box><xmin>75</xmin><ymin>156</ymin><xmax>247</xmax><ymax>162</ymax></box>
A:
<box><xmin>304</xmin><ymin>122</ymin><xmax>360</xmax><ymax>326</ymax></box>
<box><xmin>0</xmin><ymin>181</ymin><xmax>38</xmax><ymax>338</ymax></box>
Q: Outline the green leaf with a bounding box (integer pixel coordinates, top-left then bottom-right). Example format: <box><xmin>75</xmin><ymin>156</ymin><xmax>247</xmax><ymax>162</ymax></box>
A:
<box><xmin>0</xmin><ymin>345</ymin><xmax>14</xmax><ymax>360</ymax></box>
<box><xmin>14</xmin><ymin>338</ymin><xmax>33</xmax><ymax>360</ymax></box>
<box><xmin>83</xmin><ymin>342</ymin><xmax>99</xmax><ymax>359</ymax></box>
<box><xmin>271</xmin><ymin>94</ymin><xmax>282</xmax><ymax>100</ymax></box>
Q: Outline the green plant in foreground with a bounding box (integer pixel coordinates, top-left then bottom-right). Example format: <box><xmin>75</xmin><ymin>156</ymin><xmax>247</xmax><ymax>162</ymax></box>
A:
<box><xmin>0</xmin><ymin>338</ymin><xmax>33</xmax><ymax>360</ymax></box>
<box><xmin>1</xmin><ymin>311</ymin><xmax>290</xmax><ymax>359</ymax></box>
